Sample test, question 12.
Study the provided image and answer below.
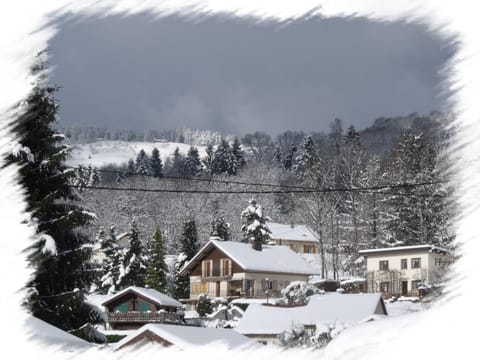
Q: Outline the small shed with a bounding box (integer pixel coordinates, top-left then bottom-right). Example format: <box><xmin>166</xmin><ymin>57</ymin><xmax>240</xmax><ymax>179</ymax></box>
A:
<box><xmin>102</xmin><ymin>287</ymin><xmax>183</xmax><ymax>330</ymax></box>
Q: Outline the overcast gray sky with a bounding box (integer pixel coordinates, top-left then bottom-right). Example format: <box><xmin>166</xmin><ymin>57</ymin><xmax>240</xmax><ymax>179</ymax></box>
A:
<box><xmin>49</xmin><ymin>13</ymin><xmax>453</xmax><ymax>136</ymax></box>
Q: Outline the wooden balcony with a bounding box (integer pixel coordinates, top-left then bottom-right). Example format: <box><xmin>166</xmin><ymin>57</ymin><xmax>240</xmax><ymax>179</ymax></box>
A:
<box><xmin>107</xmin><ymin>311</ymin><xmax>179</xmax><ymax>324</ymax></box>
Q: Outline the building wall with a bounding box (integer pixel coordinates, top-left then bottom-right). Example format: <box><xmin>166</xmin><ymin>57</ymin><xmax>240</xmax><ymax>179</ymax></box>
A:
<box><xmin>271</xmin><ymin>239</ymin><xmax>318</xmax><ymax>254</ymax></box>
<box><xmin>364</xmin><ymin>249</ymin><xmax>451</xmax><ymax>296</ymax></box>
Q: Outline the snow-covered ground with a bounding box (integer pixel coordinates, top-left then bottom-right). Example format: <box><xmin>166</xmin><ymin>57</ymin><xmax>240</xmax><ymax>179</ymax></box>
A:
<box><xmin>66</xmin><ymin>140</ymin><xmax>207</xmax><ymax>168</ymax></box>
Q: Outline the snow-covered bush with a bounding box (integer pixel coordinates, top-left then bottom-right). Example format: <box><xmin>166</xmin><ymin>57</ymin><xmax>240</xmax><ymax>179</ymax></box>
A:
<box><xmin>280</xmin><ymin>281</ymin><xmax>317</xmax><ymax>306</ymax></box>
<box><xmin>196</xmin><ymin>293</ymin><xmax>214</xmax><ymax>317</ymax></box>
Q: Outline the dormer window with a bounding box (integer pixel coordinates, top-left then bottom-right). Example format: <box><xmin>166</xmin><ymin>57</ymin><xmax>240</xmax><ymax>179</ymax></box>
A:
<box><xmin>379</xmin><ymin>260</ymin><xmax>389</xmax><ymax>271</ymax></box>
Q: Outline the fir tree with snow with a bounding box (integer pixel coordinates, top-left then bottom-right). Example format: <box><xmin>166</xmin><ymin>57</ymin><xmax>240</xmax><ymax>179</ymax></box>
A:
<box><xmin>6</xmin><ymin>55</ymin><xmax>102</xmax><ymax>342</ymax></box>
<box><xmin>271</xmin><ymin>145</ymin><xmax>283</xmax><ymax>167</ymax></box>
<box><xmin>283</xmin><ymin>143</ymin><xmax>297</xmax><ymax>171</ymax></box>
<box><xmin>99</xmin><ymin>226</ymin><xmax>123</xmax><ymax>294</ymax></box>
<box><xmin>126</xmin><ymin>158</ymin><xmax>136</xmax><ymax>176</ymax></box>
<box><xmin>241</xmin><ymin>199</ymin><xmax>272</xmax><ymax>249</ymax></box>
<box><xmin>145</xmin><ymin>226</ymin><xmax>168</xmax><ymax>293</ymax></box>
<box><xmin>88</xmin><ymin>167</ymin><xmax>100</xmax><ymax>186</ymax></box>
<box><xmin>231</xmin><ymin>137</ymin><xmax>246</xmax><ymax>168</ymax></box>
<box><xmin>212</xmin><ymin>138</ymin><xmax>232</xmax><ymax>175</ymax></box>
<box><xmin>150</xmin><ymin>147</ymin><xmax>163</xmax><ymax>178</ymax></box>
<box><xmin>202</xmin><ymin>143</ymin><xmax>215</xmax><ymax>175</ymax></box>
<box><xmin>135</xmin><ymin>148</ymin><xmax>150</xmax><ymax>175</ymax></box>
<box><xmin>169</xmin><ymin>147</ymin><xmax>186</xmax><ymax>177</ymax></box>
<box><xmin>293</xmin><ymin>134</ymin><xmax>316</xmax><ymax>177</ymax></box>
<box><xmin>196</xmin><ymin>293</ymin><xmax>214</xmax><ymax>317</ymax></box>
<box><xmin>184</xmin><ymin>146</ymin><xmax>202</xmax><ymax>177</ymax></box>
<box><xmin>119</xmin><ymin>220</ymin><xmax>146</xmax><ymax>287</ymax></box>
<box><xmin>210</xmin><ymin>215</ymin><xmax>230</xmax><ymax>241</ymax></box>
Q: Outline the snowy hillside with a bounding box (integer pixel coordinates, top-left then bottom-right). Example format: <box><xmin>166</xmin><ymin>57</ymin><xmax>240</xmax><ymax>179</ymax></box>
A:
<box><xmin>66</xmin><ymin>140</ymin><xmax>207</xmax><ymax>168</ymax></box>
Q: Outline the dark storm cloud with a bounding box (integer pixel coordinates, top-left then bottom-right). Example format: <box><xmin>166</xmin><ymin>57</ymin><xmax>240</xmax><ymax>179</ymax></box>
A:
<box><xmin>49</xmin><ymin>14</ymin><xmax>453</xmax><ymax>136</ymax></box>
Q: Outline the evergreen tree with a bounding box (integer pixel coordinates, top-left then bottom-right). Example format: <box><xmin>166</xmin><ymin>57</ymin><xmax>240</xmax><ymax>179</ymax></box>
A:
<box><xmin>184</xmin><ymin>146</ymin><xmax>202</xmax><ymax>177</ymax></box>
<box><xmin>119</xmin><ymin>220</ymin><xmax>146</xmax><ymax>287</ymax></box>
<box><xmin>150</xmin><ymin>147</ymin><xmax>163</xmax><ymax>178</ymax></box>
<box><xmin>170</xmin><ymin>147</ymin><xmax>186</xmax><ymax>177</ymax></box>
<box><xmin>126</xmin><ymin>158</ymin><xmax>136</xmax><ymax>176</ymax></box>
<box><xmin>241</xmin><ymin>199</ymin><xmax>272</xmax><ymax>249</ymax></box>
<box><xmin>231</xmin><ymin>137</ymin><xmax>246</xmax><ymax>168</ymax></box>
<box><xmin>88</xmin><ymin>167</ymin><xmax>101</xmax><ymax>186</ymax></box>
<box><xmin>135</xmin><ymin>149</ymin><xmax>150</xmax><ymax>175</ymax></box>
<box><xmin>283</xmin><ymin>144</ymin><xmax>297</xmax><ymax>171</ymax></box>
<box><xmin>271</xmin><ymin>145</ymin><xmax>283</xmax><ymax>167</ymax></box>
<box><xmin>211</xmin><ymin>138</ymin><xmax>231</xmax><ymax>175</ymax></box>
<box><xmin>6</xmin><ymin>56</ymin><xmax>102</xmax><ymax>341</ymax></box>
<box><xmin>173</xmin><ymin>218</ymin><xmax>200</xmax><ymax>299</ymax></box>
<box><xmin>145</xmin><ymin>226</ymin><xmax>168</xmax><ymax>292</ymax></box>
<box><xmin>99</xmin><ymin>226</ymin><xmax>122</xmax><ymax>294</ymax></box>
<box><xmin>293</xmin><ymin>135</ymin><xmax>315</xmax><ymax>177</ymax></box>
<box><xmin>73</xmin><ymin>165</ymin><xmax>89</xmax><ymax>192</ymax></box>
<box><xmin>210</xmin><ymin>215</ymin><xmax>230</xmax><ymax>241</ymax></box>
<box><xmin>202</xmin><ymin>143</ymin><xmax>215</xmax><ymax>175</ymax></box>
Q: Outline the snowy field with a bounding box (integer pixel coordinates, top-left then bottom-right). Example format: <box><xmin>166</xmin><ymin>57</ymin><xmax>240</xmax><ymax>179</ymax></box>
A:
<box><xmin>66</xmin><ymin>140</ymin><xmax>207</xmax><ymax>168</ymax></box>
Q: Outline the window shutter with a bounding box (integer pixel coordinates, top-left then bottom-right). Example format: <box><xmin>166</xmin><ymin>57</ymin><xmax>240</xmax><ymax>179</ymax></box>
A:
<box><xmin>220</xmin><ymin>259</ymin><xmax>224</xmax><ymax>277</ymax></box>
<box><xmin>202</xmin><ymin>261</ymin><xmax>206</xmax><ymax>277</ymax></box>
<box><xmin>227</xmin><ymin>259</ymin><xmax>232</xmax><ymax>276</ymax></box>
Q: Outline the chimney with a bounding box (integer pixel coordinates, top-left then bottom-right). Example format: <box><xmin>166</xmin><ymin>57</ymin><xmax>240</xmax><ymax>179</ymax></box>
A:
<box><xmin>252</xmin><ymin>239</ymin><xmax>262</xmax><ymax>251</ymax></box>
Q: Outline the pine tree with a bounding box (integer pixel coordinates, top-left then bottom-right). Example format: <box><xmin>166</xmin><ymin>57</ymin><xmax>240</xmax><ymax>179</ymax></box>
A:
<box><xmin>210</xmin><ymin>215</ymin><xmax>230</xmax><ymax>241</ymax></box>
<box><xmin>135</xmin><ymin>149</ymin><xmax>150</xmax><ymax>175</ymax></box>
<box><xmin>126</xmin><ymin>158</ymin><xmax>136</xmax><ymax>176</ymax></box>
<box><xmin>170</xmin><ymin>147</ymin><xmax>186</xmax><ymax>177</ymax></box>
<box><xmin>271</xmin><ymin>145</ymin><xmax>283</xmax><ymax>167</ymax></box>
<box><xmin>184</xmin><ymin>146</ymin><xmax>202</xmax><ymax>177</ymax></box>
<box><xmin>231</xmin><ymin>137</ymin><xmax>246</xmax><ymax>168</ymax></box>
<box><xmin>241</xmin><ymin>199</ymin><xmax>272</xmax><ymax>250</ymax></box>
<box><xmin>202</xmin><ymin>143</ymin><xmax>215</xmax><ymax>175</ymax></box>
<box><xmin>145</xmin><ymin>226</ymin><xmax>168</xmax><ymax>292</ymax></box>
<box><xmin>88</xmin><ymin>167</ymin><xmax>100</xmax><ymax>186</ymax></box>
<box><xmin>173</xmin><ymin>218</ymin><xmax>200</xmax><ymax>299</ymax></box>
<box><xmin>6</xmin><ymin>56</ymin><xmax>102</xmax><ymax>341</ymax></box>
<box><xmin>119</xmin><ymin>220</ymin><xmax>146</xmax><ymax>287</ymax></box>
<box><xmin>212</xmin><ymin>138</ymin><xmax>231</xmax><ymax>175</ymax></box>
<box><xmin>293</xmin><ymin>135</ymin><xmax>315</xmax><ymax>177</ymax></box>
<box><xmin>283</xmin><ymin>144</ymin><xmax>297</xmax><ymax>171</ymax></box>
<box><xmin>150</xmin><ymin>147</ymin><xmax>163</xmax><ymax>178</ymax></box>
<box><xmin>99</xmin><ymin>226</ymin><xmax>122</xmax><ymax>294</ymax></box>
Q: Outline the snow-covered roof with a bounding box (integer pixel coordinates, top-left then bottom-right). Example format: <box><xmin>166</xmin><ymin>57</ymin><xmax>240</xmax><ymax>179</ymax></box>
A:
<box><xmin>359</xmin><ymin>244</ymin><xmax>450</xmax><ymax>255</ymax></box>
<box><xmin>267</xmin><ymin>222</ymin><xmax>318</xmax><ymax>243</ymax></box>
<box><xmin>181</xmin><ymin>240</ymin><xmax>316</xmax><ymax>275</ymax></box>
<box><xmin>102</xmin><ymin>286</ymin><xmax>182</xmax><ymax>308</ymax></box>
<box><xmin>25</xmin><ymin>316</ymin><xmax>94</xmax><ymax>350</ymax></box>
<box><xmin>114</xmin><ymin>323</ymin><xmax>259</xmax><ymax>351</ymax></box>
<box><xmin>235</xmin><ymin>293</ymin><xmax>387</xmax><ymax>335</ymax></box>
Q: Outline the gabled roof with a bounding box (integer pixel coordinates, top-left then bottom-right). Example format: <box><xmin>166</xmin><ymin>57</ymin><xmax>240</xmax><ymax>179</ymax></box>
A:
<box><xmin>180</xmin><ymin>240</ymin><xmax>316</xmax><ymax>276</ymax></box>
<box><xmin>359</xmin><ymin>244</ymin><xmax>450</xmax><ymax>255</ymax></box>
<box><xmin>267</xmin><ymin>222</ymin><xmax>318</xmax><ymax>243</ymax></box>
<box><xmin>235</xmin><ymin>293</ymin><xmax>387</xmax><ymax>335</ymax></box>
<box><xmin>114</xmin><ymin>323</ymin><xmax>259</xmax><ymax>350</ymax></box>
<box><xmin>101</xmin><ymin>286</ymin><xmax>182</xmax><ymax>308</ymax></box>
<box><xmin>26</xmin><ymin>316</ymin><xmax>94</xmax><ymax>350</ymax></box>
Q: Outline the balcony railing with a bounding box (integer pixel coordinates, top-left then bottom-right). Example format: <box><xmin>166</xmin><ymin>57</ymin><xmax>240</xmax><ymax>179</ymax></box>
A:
<box><xmin>107</xmin><ymin>311</ymin><xmax>179</xmax><ymax>323</ymax></box>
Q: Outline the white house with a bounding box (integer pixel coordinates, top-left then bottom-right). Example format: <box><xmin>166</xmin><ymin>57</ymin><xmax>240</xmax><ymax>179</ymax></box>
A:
<box><xmin>267</xmin><ymin>222</ymin><xmax>319</xmax><ymax>254</ymax></box>
<box><xmin>359</xmin><ymin>244</ymin><xmax>453</xmax><ymax>297</ymax></box>
<box><xmin>114</xmin><ymin>323</ymin><xmax>259</xmax><ymax>351</ymax></box>
<box><xmin>179</xmin><ymin>239</ymin><xmax>317</xmax><ymax>301</ymax></box>
<box><xmin>235</xmin><ymin>293</ymin><xmax>387</xmax><ymax>346</ymax></box>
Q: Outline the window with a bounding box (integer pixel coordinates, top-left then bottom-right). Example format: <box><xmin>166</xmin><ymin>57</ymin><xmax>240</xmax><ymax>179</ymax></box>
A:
<box><xmin>379</xmin><ymin>260</ymin><xmax>389</xmax><ymax>271</ymax></box>
<box><xmin>411</xmin><ymin>258</ymin><xmax>421</xmax><ymax>269</ymax></box>
<box><xmin>411</xmin><ymin>280</ymin><xmax>421</xmax><ymax>290</ymax></box>
<box><xmin>401</xmin><ymin>259</ymin><xmax>408</xmax><ymax>269</ymax></box>
<box><xmin>192</xmin><ymin>282</ymin><xmax>201</xmax><ymax>294</ymax></box>
<box><xmin>304</xmin><ymin>245</ymin><xmax>316</xmax><ymax>254</ymax></box>
<box><xmin>116</xmin><ymin>302</ymin><xmax>129</xmax><ymax>313</ymax></box>
<box><xmin>220</xmin><ymin>258</ymin><xmax>232</xmax><ymax>277</ymax></box>
<box><xmin>138</xmin><ymin>302</ymin><xmax>150</xmax><ymax>312</ymax></box>
<box><xmin>380</xmin><ymin>282</ymin><xmax>390</xmax><ymax>293</ymax></box>
<box><xmin>201</xmin><ymin>282</ymin><xmax>207</xmax><ymax>293</ymax></box>
<box><xmin>201</xmin><ymin>260</ymin><xmax>213</xmax><ymax>277</ymax></box>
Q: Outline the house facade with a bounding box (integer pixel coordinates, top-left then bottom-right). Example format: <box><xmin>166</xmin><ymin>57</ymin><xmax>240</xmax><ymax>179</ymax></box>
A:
<box><xmin>359</xmin><ymin>245</ymin><xmax>453</xmax><ymax>298</ymax></box>
<box><xmin>267</xmin><ymin>222</ymin><xmax>319</xmax><ymax>254</ymax></box>
<box><xmin>101</xmin><ymin>286</ymin><xmax>183</xmax><ymax>330</ymax></box>
<box><xmin>179</xmin><ymin>240</ymin><xmax>316</xmax><ymax>301</ymax></box>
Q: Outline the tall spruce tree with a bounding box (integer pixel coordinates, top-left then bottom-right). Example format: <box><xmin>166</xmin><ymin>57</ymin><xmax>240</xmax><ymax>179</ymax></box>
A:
<box><xmin>145</xmin><ymin>226</ymin><xmax>168</xmax><ymax>292</ymax></box>
<box><xmin>173</xmin><ymin>218</ymin><xmax>200</xmax><ymax>299</ymax></box>
<box><xmin>135</xmin><ymin>149</ymin><xmax>150</xmax><ymax>175</ymax></box>
<box><xmin>202</xmin><ymin>143</ymin><xmax>215</xmax><ymax>175</ymax></box>
<box><xmin>150</xmin><ymin>147</ymin><xmax>163</xmax><ymax>178</ymax></box>
<box><xmin>99</xmin><ymin>226</ymin><xmax>123</xmax><ymax>294</ymax></box>
<box><xmin>210</xmin><ymin>215</ymin><xmax>230</xmax><ymax>241</ymax></box>
<box><xmin>184</xmin><ymin>146</ymin><xmax>202</xmax><ymax>177</ymax></box>
<box><xmin>6</xmin><ymin>56</ymin><xmax>102</xmax><ymax>341</ymax></box>
<box><xmin>119</xmin><ymin>220</ymin><xmax>146</xmax><ymax>287</ymax></box>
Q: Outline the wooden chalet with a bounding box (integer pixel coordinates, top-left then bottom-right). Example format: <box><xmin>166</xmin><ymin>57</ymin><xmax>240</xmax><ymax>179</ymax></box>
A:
<box><xmin>101</xmin><ymin>286</ymin><xmax>183</xmax><ymax>330</ymax></box>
